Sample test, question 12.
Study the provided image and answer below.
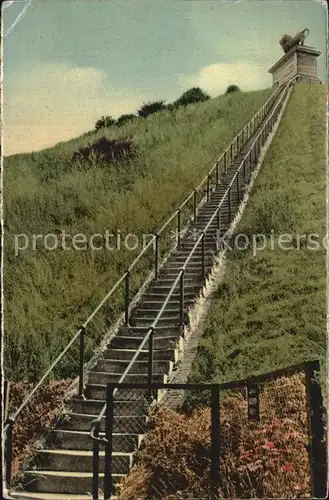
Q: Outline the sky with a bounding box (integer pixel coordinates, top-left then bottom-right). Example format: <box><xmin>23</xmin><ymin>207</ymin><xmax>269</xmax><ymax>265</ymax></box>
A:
<box><xmin>2</xmin><ymin>0</ymin><xmax>327</xmax><ymax>156</ymax></box>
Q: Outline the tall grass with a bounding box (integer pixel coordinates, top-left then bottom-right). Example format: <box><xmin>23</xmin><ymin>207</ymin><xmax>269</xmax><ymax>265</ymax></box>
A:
<box><xmin>4</xmin><ymin>88</ymin><xmax>272</xmax><ymax>381</ymax></box>
<box><xmin>188</xmin><ymin>84</ymin><xmax>327</xmax><ymax>390</ymax></box>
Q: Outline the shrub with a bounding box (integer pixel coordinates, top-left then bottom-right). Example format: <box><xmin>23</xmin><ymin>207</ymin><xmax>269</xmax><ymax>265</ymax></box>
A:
<box><xmin>226</xmin><ymin>85</ymin><xmax>240</xmax><ymax>94</ymax></box>
<box><xmin>116</xmin><ymin>114</ymin><xmax>137</xmax><ymax>127</ymax></box>
<box><xmin>173</xmin><ymin>87</ymin><xmax>210</xmax><ymax>108</ymax></box>
<box><xmin>71</xmin><ymin>136</ymin><xmax>136</xmax><ymax>164</ymax></box>
<box><xmin>137</xmin><ymin>100</ymin><xmax>166</xmax><ymax>118</ymax></box>
<box><xmin>95</xmin><ymin>116</ymin><xmax>116</xmax><ymax>131</ymax></box>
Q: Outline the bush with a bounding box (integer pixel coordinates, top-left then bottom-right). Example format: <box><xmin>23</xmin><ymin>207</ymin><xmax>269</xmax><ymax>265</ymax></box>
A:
<box><xmin>226</xmin><ymin>85</ymin><xmax>240</xmax><ymax>94</ymax></box>
<box><xmin>94</xmin><ymin>116</ymin><xmax>116</xmax><ymax>131</ymax></box>
<box><xmin>173</xmin><ymin>87</ymin><xmax>210</xmax><ymax>108</ymax></box>
<box><xmin>116</xmin><ymin>114</ymin><xmax>137</xmax><ymax>127</ymax></box>
<box><xmin>137</xmin><ymin>100</ymin><xmax>166</xmax><ymax>118</ymax></box>
<box><xmin>71</xmin><ymin>136</ymin><xmax>136</xmax><ymax>164</ymax></box>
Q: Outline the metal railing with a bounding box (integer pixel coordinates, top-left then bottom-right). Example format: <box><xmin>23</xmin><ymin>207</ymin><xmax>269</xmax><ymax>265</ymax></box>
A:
<box><xmin>3</xmin><ymin>78</ymin><xmax>291</xmax><ymax>490</ymax></box>
<box><xmin>89</xmin><ymin>79</ymin><xmax>294</xmax><ymax>498</ymax></box>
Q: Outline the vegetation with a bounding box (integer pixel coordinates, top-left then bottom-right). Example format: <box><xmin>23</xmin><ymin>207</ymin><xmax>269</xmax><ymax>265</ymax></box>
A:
<box><xmin>226</xmin><ymin>84</ymin><xmax>240</xmax><ymax>94</ymax></box>
<box><xmin>4</xmin><ymin>88</ymin><xmax>271</xmax><ymax>381</ymax></box>
<box><xmin>71</xmin><ymin>136</ymin><xmax>136</xmax><ymax>165</ymax></box>
<box><xmin>94</xmin><ymin>115</ymin><xmax>116</xmax><ymax>130</ymax></box>
<box><xmin>172</xmin><ymin>87</ymin><xmax>210</xmax><ymax>108</ymax></box>
<box><xmin>189</xmin><ymin>84</ymin><xmax>327</xmax><ymax>392</ymax></box>
<box><xmin>137</xmin><ymin>100</ymin><xmax>167</xmax><ymax>118</ymax></box>
<box><xmin>116</xmin><ymin>113</ymin><xmax>137</xmax><ymax>127</ymax></box>
<box><xmin>119</xmin><ymin>372</ymin><xmax>312</xmax><ymax>498</ymax></box>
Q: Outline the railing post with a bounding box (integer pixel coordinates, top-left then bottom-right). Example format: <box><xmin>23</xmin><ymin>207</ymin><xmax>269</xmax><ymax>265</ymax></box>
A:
<box><xmin>215</xmin><ymin>161</ymin><xmax>219</xmax><ymax>188</ymax></box>
<box><xmin>243</xmin><ymin>159</ymin><xmax>246</xmax><ymax>184</ymax></box>
<box><xmin>193</xmin><ymin>189</ymin><xmax>197</xmax><ymax>223</ymax></box>
<box><xmin>124</xmin><ymin>271</ymin><xmax>130</xmax><ymax>326</ymax></box>
<box><xmin>228</xmin><ymin>187</ymin><xmax>231</xmax><ymax>223</ymax></box>
<box><xmin>242</xmin><ymin>129</ymin><xmax>245</xmax><ymax>147</ymax></box>
<box><xmin>177</xmin><ymin>209</ymin><xmax>181</xmax><ymax>248</ymax></box>
<box><xmin>211</xmin><ymin>384</ymin><xmax>220</xmax><ymax>498</ymax></box>
<box><xmin>236</xmin><ymin>134</ymin><xmax>239</xmax><ymax>153</ymax></box>
<box><xmin>201</xmin><ymin>233</ymin><xmax>205</xmax><ymax>276</ymax></box>
<box><xmin>104</xmin><ymin>385</ymin><xmax>114</xmax><ymax>500</ymax></box>
<box><xmin>230</xmin><ymin>143</ymin><xmax>233</xmax><ymax>164</ymax></box>
<box><xmin>154</xmin><ymin>233</ymin><xmax>159</xmax><ymax>280</ymax></box>
<box><xmin>207</xmin><ymin>174</ymin><xmax>211</xmax><ymax>201</ymax></box>
<box><xmin>304</xmin><ymin>361</ymin><xmax>327</xmax><ymax>498</ymax></box>
<box><xmin>78</xmin><ymin>326</ymin><xmax>86</xmax><ymax>398</ymax></box>
<box><xmin>5</xmin><ymin>418</ymin><xmax>13</xmax><ymax>493</ymax></box>
<box><xmin>148</xmin><ymin>328</ymin><xmax>154</xmax><ymax>400</ymax></box>
<box><xmin>236</xmin><ymin>172</ymin><xmax>240</xmax><ymax>202</ymax></box>
<box><xmin>180</xmin><ymin>270</ymin><xmax>185</xmax><ymax>327</ymax></box>
<box><xmin>224</xmin><ymin>151</ymin><xmax>227</xmax><ymax>174</ymax></box>
<box><xmin>92</xmin><ymin>423</ymin><xmax>100</xmax><ymax>500</ymax></box>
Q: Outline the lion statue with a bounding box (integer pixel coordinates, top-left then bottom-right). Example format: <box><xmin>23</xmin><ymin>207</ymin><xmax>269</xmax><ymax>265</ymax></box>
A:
<box><xmin>279</xmin><ymin>28</ymin><xmax>309</xmax><ymax>53</ymax></box>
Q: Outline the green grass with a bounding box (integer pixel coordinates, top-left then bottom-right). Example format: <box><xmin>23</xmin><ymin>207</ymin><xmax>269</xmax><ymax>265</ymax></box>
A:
<box><xmin>189</xmin><ymin>84</ymin><xmax>327</xmax><ymax>391</ymax></box>
<box><xmin>4</xmin><ymin>88</ymin><xmax>272</xmax><ymax>381</ymax></box>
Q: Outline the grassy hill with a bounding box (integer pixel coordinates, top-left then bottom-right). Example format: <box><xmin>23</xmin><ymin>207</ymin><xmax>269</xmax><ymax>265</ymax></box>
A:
<box><xmin>4</xmin><ymin>88</ymin><xmax>272</xmax><ymax>381</ymax></box>
<box><xmin>189</xmin><ymin>84</ymin><xmax>327</xmax><ymax>391</ymax></box>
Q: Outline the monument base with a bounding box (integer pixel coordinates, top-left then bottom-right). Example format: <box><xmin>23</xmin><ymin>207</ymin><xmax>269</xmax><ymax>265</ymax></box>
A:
<box><xmin>268</xmin><ymin>45</ymin><xmax>321</xmax><ymax>87</ymax></box>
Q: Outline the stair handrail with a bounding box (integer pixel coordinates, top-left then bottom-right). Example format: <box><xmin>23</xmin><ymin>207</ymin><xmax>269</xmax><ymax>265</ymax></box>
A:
<box><xmin>89</xmin><ymin>78</ymin><xmax>293</xmax><ymax>443</ymax></box>
<box><xmin>90</xmin><ymin>268</ymin><xmax>184</xmax><ymax>442</ymax></box>
<box><xmin>3</xmin><ymin>80</ymin><xmax>286</xmax><ymax>440</ymax></box>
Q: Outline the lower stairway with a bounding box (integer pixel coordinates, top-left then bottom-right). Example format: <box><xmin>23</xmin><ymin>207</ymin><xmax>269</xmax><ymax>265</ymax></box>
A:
<box><xmin>11</xmin><ymin>85</ymin><xmax>288</xmax><ymax>500</ymax></box>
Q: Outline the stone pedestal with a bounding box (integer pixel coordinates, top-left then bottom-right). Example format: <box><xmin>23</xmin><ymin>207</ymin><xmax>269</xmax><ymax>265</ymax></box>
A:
<box><xmin>268</xmin><ymin>45</ymin><xmax>321</xmax><ymax>87</ymax></box>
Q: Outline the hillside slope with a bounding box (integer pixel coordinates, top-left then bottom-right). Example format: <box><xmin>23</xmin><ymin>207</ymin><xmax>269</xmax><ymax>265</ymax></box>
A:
<box><xmin>4</xmin><ymin>88</ymin><xmax>272</xmax><ymax>380</ymax></box>
<box><xmin>189</xmin><ymin>84</ymin><xmax>327</xmax><ymax>390</ymax></box>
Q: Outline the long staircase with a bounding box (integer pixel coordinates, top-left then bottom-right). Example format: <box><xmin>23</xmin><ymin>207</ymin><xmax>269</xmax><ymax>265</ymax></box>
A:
<box><xmin>10</xmin><ymin>81</ymin><xmax>293</xmax><ymax>499</ymax></box>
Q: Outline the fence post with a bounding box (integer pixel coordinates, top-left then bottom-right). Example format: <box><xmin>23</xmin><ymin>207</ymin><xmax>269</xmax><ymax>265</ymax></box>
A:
<box><xmin>154</xmin><ymin>233</ymin><xmax>159</xmax><ymax>280</ymax></box>
<box><xmin>124</xmin><ymin>271</ymin><xmax>130</xmax><ymax>326</ymax></box>
<box><xmin>78</xmin><ymin>326</ymin><xmax>86</xmax><ymax>398</ymax></box>
<box><xmin>177</xmin><ymin>209</ymin><xmax>181</xmax><ymax>248</ymax></box>
<box><xmin>211</xmin><ymin>384</ymin><xmax>220</xmax><ymax>498</ymax></box>
<box><xmin>92</xmin><ymin>423</ymin><xmax>100</xmax><ymax>500</ymax></box>
<box><xmin>193</xmin><ymin>189</ymin><xmax>198</xmax><ymax>223</ymax></box>
<box><xmin>104</xmin><ymin>385</ymin><xmax>115</xmax><ymax>500</ymax></box>
<box><xmin>180</xmin><ymin>270</ymin><xmax>185</xmax><ymax>327</ymax></box>
<box><xmin>5</xmin><ymin>419</ymin><xmax>13</xmax><ymax>494</ymax></box>
<box><xmin>201</xmin><ymin>233</ymin><xmax>205</xmax><ymax>276</ymax></box>
<box><xmin>228</xmin><ymin>187</ymin><xmax>231</xmax><ymax>223</ymax></box>
<box><xmin>215</xmin><ymin>162</ymin><xmax>219</xmax><ymax>188</ymax></box>
<box><xmin>304</xmin><ymin>361</ymin><xmax>327</xmax><ymax>498</ymax></box>
<box><xmin>148</xmin><ymin>328</ymin><xmax>154</xmax><ymax>400</ymax></box>
<box><xmin>207</xmin><ymin>174</ymin><xmax>211</xmax><ymax>202</ymax></box>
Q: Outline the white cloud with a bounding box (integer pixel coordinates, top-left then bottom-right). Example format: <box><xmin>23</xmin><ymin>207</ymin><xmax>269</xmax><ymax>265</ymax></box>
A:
<box><xmin>179</xmin><ymin>61</ymin><xmax>272</xmax><ymax>97</ymax></box>
<box><xmin>3</xmin><ymin>62</ymin><xmax>146</xmax><ymax>155</ymax></box>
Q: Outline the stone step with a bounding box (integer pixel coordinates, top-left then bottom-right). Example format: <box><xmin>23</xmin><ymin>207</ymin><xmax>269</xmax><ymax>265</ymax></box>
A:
<box><xmin>22</xmin><ymin>471</ymin><xmax>123</xmax><ymax>495</ymax></box>
<box><xmin>103</xmin><ymin>347</ymin><xmax>178</xmax><ymax>362</ymax></box>
<box><xmin>47</xmin><ymin>429</ymin><xmax>142</xmax><ymax>452</ymax></box>
<box><xmin>110</xmin><ymin>334</ymin><xmax>181</xmax><ymax>350</ymax></box>
<box><xmin>93</xmin><ymin>359</ymin><xmax>173</xmax><ymax>376</ymax></box>
<box><xmin>86</xmin><ymin>375</ymin><xmax>166</xmax><ymax>399</ymax></box>
<box><xmin>138</xmin><ymin>299</ymin><xmax>194</xmax><ymax>311</ymax></box>
<box><xmin>34</xmin><ymin>449</ymin><xmax>133</xmax><ymax>475</ymax></box>
<box><xmin>70</xmin><ymin>397</ymin><xmax>148</xmax><ymax>417</ymax></box>
<box><xmin>117</xmin><ymin>325</ymin><xmax>181</xmax><ymax>337</ymax></box>
<box><xmin>61</xmin><ymin>412</ymin><xmax>149</xmax><ymax>433</ymax></box>
<box><xmin>131</xmin><ymin>308</ymin><xmax>189</xmax><ymax>320</ymax></box>
<box><xmin>130</xmin><ymin>316</ymin><xmax>184</xmax><ymax>328</ymax></box>
<box><xmin>11</xmin><ymin>492</ymin><xmax>96</xmax><ymax>500</ymax></box>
